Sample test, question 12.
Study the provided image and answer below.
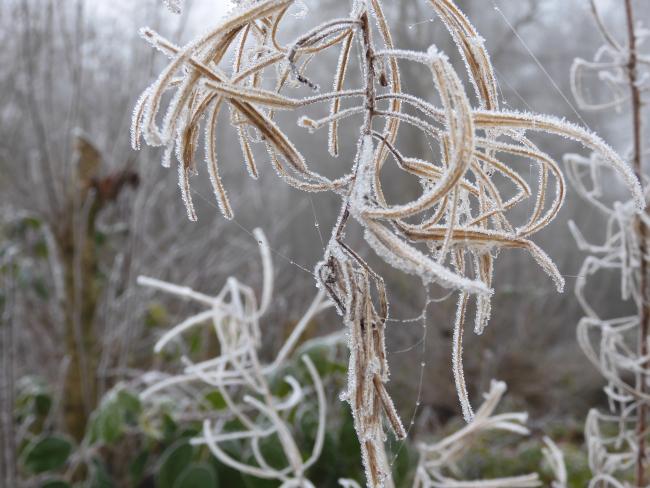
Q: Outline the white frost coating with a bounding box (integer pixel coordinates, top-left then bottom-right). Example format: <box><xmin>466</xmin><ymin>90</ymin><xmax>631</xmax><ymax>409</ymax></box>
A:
<box><xmin>452</xmin><ymin>293</ymin><xmax>474</xmax><ymax>423</ymax></box>
<box><xmin>339</xmin><ymin>479</ymin><xmax>363</xmax><ymax>488</ymax></box>
<box><xmin>204</xmin><ymin>97</ymin><xmax>234</xmax><ymax>220</ymax></box>
<box><xmin>473</xmin><ymin>109</ymin><xmax>644</xmax><ymax>212</ymax></box>
<box><xmin>349</xmin><ymin>135</ymin><xmax>376</xmax><ymax>218</ymax></box>
<box><xmin>154</xmin><ymin>309</ymin><xmax>215</xmax><ymax>353</ymax></box>
<box><xmin>162</xmin><ymin>0</ymin><xmax>183</xmax><ymax>14</ymax></box>
<box><xmin>542</xmin><ymin>436</ymin><xmax>568</xmax><ymax>488</ymax></box>
<box><xmin>177</xmin><ymin>162</ymin><xmax>197</xmax><ymax>221</ymax></box>
<box><xmin>374</xmin><ymin>48</ymin><xmax>439</xmax><ymax>66</ymax></box>
<box><xmin>252</xmin><ymin>227</ymin><xmax>273</xmax><ymax>317</ymax></box>
<box><xmin>363</xmin><ymin>223</ymin><xmax>491</xmax><ymax>296</ymax></box>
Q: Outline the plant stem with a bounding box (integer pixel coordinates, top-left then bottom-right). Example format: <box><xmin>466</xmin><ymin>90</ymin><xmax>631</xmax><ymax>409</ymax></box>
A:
<box><xmin>360</xmin><ymin>10</ymin><xmax>376</xmax><ymax>135</ymax></box>
<box><xmin>625</xmin><ymin>0</ymin><xmax>648</xmax><ymax>485</ymax></box>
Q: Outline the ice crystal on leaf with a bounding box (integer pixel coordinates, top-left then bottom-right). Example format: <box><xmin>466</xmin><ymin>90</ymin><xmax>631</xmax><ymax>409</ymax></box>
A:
<box><xmin>162</xmin><ymin>0</ymin><xmax>182</xmax><ymax>15</ymax></box>
<box><xmin>133</xmin><ymin>0</ymin><xmax>643</xmax><ymax>485</ymax></box>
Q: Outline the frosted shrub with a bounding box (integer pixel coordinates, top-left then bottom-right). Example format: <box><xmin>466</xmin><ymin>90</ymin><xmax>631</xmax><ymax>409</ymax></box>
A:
<box><xmin>138</xmin><ymin>229</ymin><xmax>332</xmax><ymax>487</ymax></box>
<box><xmin>568</xmin><ymin>0</ymin><xmax>649</xmax><ymax>485</ymax></box>
<box><xmin>132</xmin><ymin>0</ymin><xmax>643</xmax><ymax>485</ymax></box>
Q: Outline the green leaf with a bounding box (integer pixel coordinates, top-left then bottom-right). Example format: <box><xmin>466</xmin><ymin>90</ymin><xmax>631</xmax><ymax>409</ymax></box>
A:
<box><xmin>241</xmin><ymin>473</ymin><xmax>277</xmax><ymax>488</ymax></box>
<box><xmin>390</xmin><ymin>441</ymin><xmax>413</xmax><ymax>487</ymax></box>
<box><xmin>211</xmin><ymin>456</ymin><xmax>245</xmax><ymax>488</ymax></box>
<box><xmin>298</xmin><ymin>343</ymin><xmax>347</xmax><ymax>378</ymax></box>
<box><xmin>116</xmin><ymin>389</ymin><xmax>141</xmax><ymax>425</ymax></box>
<box><xmin>156</xmin><ymin>440</ymin><xmax>193</xmax><ymax>488</ymax></box>
<box><xmin>204</xmin><ymin>391</ymin><xmax>227</xmax><ymax>411</ymax></box>
<box><xmin>23</xmin><ymin>435</ymin><xmax>72</xmax><ymax>474</ymax></box>
<box><xmin>15</xmin><ymin>377</ymin><xmax>52</xmax><ymax>422</ymax></box>
<box><xmin>89</xmin><ymin>458</ymin><xmax>114</xmax><ymax>488</ymax></box>
<box><xmin>33</xmin><ymin>277</ymin><xmax>49</xmax><ymax>300</ymax></box>
<box><xmin>34</xmin><ymin>393</ymin><xmax>52</xmax><ymax>417</ymax></box>
<box><xmin>129</xmin><ymin>450</ymin><xmax>149</xmax><ymax>484</ymax></box>
<box><xmin>22</xmin><ymin>216</ymin><xmax>43</xmax><ymax>229</ymax></box>
<box><xmin>99</xmin><ymin>401</ymin><xmax>123</xmax><ymax>444</ymax></box>
<box><xmin>173</xmin><ymin>463</ymin><xmax>218</xmax><ymax>488</ymax></box>
<box><xmin>88</xmin><ymin>386</ymin><xmax>142</xmax><ymax>444</ymax></box>
<box><xmin>162</xmin><ymin>412</ymin><xmax>179</xmax><ymax>440</ymax></box>
<box><xmin>94</xmin><ymin>230</ymin><xmax>107</xmax><ymax>246</ymax></box>
<box><xmin>34</xmin><ymin>239</ymin><xmax>48</xmax><ymax>258</ymax></box>
<box><xmin>337</xmin><ymin>407</ymin><xmax>363</xmax><ymax>482</ymax></box>
<box><xmin>145</xmin><ymin>303</ymin><xmax>169</xmax><ymax>328</ymax></box>
<box><xmin>304</xmin><ymin>432</ymin><xmax>339</xmax><ymax>486</ymax></box>
<box><xmin>189</xmin><ymin>330</ymin><xmax>202</xmax><ymax>355</ymax></box>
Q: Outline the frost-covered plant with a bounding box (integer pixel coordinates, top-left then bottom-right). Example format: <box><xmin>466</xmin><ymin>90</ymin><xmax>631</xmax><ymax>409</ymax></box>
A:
<box><xmin>138</xmin><ymin>229</ymin><xmax>332</xmax><ymax>487</ymax></box>
<box><xmin>567</xmin><ymin>0</ymin><xmax>649</xmax><ymax>485</ymax></box>
<box><xmin>138</xmin><ymin>233</ymin><xmax>562</xmax><ymax>487</ymax></box>
<box><xmin>413</xmin><ymin>380</ymin><xmax>567</xmax><ymax>488</ymax></box>
<box><xmin>132</xmin><ymin>0</ymin><xmax>643</xmax><ymax>485</ymax></box>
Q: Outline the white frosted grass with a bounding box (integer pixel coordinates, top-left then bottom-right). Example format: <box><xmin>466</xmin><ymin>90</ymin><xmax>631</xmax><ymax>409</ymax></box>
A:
<box><xmin>204</xmin><ymin>97</ymin><xmax>234</xmax><ymax>219</ymax></box>
<box><xmin>415</xmin><ymin>380</ymin><xmax>545</xmax><ymax>487</ymax></box>
<box><xmin>137</xmin><ymin>275</ymin><xmax>216</xmax><ymax>304</ymax></box>
<box><xmin>178</xmin><ymin>162</ymin><xmax>198</xmax><ymax>221</ymax></box>
<box><xmin>339</xmin><ymin>480</ymin><xmax>363</xmax><ymax>488</ymax></box>
<box><xmin>452</xmin><ymin>293</ymin><xmax>473</xmax><ymax>423</ymax></box>
<box><xmin>473</xmin><ymin>109</ymin><xmax>644</xmax><ymax>212</ymax></box>
<box><xmin>363</xmin><ymin>222</ymin><xmax>491</xmax><ymax>296</ymax></box>
<box><xmin>138</xmin><ymin>229</ymin><xmax>330</xmax><ymax>486</ymax></box>
<box><xmin>154</xmin><ymin>309</ymin><xmax>215</xmax><ymax>353</ymax></box>
<box><xmin>542</xmin><ymin>436</ymin><xmax>568</xmax><ymax>488</ymax></box>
